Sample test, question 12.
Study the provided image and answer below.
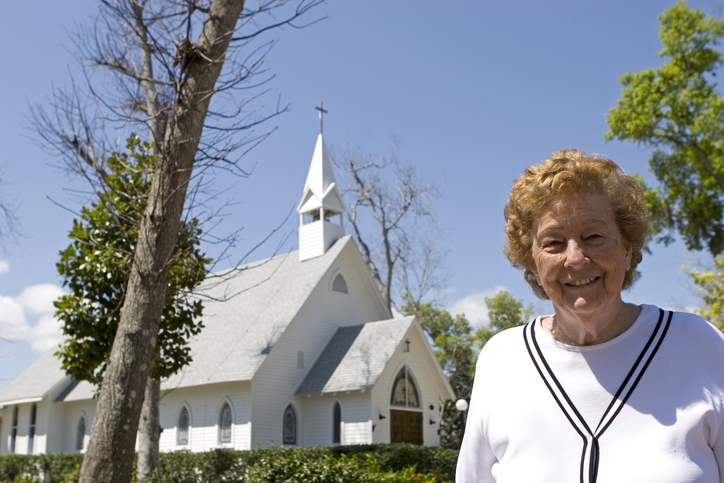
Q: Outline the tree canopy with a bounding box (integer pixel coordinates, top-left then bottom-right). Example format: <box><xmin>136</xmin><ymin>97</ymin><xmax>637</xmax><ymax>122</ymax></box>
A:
<box><xmin>476</xmin><ymin>290</ymin><xmax>533</xmax><ymax>345</ymax></box>
<box><xmin>55</xmin><ymin>135</ymin><xmax>210</xmax><ymax>386</ymax></box>
<box><xmin>686</xmin><ymin>257</ymin><xmax>724</xmax><ymax>331</ymax></box>
<box><xmin>605</xmin><ymin>1</ymin><xmax>724</xmax><ymax>255</ymax></box>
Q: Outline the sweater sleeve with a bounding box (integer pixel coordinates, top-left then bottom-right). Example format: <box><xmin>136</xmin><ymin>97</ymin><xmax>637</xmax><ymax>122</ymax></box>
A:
<box><xmin>715</xmin><ymin>396</ymin><xmax>724</xmax><ymax>482</ymax></box>
<box><xmin>456</xmin><ymin>350</ymin><xmax>497</xmax><ymax>482</ymax></box>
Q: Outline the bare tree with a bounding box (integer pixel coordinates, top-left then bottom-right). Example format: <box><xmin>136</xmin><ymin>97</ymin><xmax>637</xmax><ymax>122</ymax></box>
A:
<box><xmin>331</xmin><ymin>144</ymin><xmax>446</xmax><ymax>313</ymax></box>
<box><xmin>31</xmin><ymin>1</ymin><xmax>321</xmax><ymax>482</ymax></box>
<box><xmin>0</xmin><ymin>171</ymin><xmax>19</xmax><ymax>247</ymax></box>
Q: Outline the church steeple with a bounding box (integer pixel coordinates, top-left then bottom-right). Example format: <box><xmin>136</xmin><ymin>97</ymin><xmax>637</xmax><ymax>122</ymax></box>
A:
<box><xmin>297</xmin><ymin>104</ymin><xmax>345</xmax><ymax>261</ymax></box>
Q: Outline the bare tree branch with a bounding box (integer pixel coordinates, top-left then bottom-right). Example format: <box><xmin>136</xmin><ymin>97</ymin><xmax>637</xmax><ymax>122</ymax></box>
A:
<box><xmin>331</xmin><ymin>143</ymin><xmax>445</xmax><ymax>313</ymax></box>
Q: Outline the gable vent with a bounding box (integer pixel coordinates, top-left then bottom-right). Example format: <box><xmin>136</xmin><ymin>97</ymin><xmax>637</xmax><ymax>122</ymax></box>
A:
<box><xmin>332</xmin><ymin>273</ymin><xmax>348</xmax><ymax>294</ymax></box>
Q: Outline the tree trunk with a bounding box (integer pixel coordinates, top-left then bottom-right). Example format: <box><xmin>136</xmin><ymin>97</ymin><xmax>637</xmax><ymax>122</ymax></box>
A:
<box><xmin>137</xmin><ymin>375</ymin><xmax>161</xmax><ymax>483</ymax></box>
<box><xmin>78</xmin><ymin>1</ymin><xmax>246</xmax><ymax>481</ymax></box>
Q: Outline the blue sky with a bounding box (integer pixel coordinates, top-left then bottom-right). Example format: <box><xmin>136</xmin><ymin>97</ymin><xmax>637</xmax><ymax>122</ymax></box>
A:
<box><xmin>0</xmin><ymin>0</ymin><xmax>715</xmax><ymax>389</ymax></box>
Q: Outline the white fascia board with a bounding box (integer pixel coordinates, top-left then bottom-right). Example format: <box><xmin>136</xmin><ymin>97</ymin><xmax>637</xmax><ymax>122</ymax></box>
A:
<box><xmin>0</xmin><ymin>396</ymin><xmax>43</xmax><ymax>409</ymax></box>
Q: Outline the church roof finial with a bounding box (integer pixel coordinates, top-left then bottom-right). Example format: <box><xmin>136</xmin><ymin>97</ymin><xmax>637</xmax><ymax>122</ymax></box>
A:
<box><xmin>315</xmin><ymin>102</ymin><xmax>328</xmax><ymax>135</ymax></box>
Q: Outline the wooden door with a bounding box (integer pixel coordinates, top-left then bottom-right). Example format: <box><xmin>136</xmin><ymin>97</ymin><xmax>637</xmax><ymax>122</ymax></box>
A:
<box><xmin>390</xmin><ymin>409</ymin><xmax>423</xmax><ymax>445</ymax></box>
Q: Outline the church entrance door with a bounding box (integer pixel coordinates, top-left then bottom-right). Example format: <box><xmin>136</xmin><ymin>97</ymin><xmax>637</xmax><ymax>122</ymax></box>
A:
<box><xmin>390</xmin><ymin>409</ymin><xmax>423</xmax><ymax>444</ymax></box>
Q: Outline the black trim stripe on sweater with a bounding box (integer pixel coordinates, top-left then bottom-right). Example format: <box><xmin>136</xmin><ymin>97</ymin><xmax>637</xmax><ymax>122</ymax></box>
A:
<box><xmin>523</xmin><ymin>309</ymin><xmax>672</xmax><ymax>483</ymax></box>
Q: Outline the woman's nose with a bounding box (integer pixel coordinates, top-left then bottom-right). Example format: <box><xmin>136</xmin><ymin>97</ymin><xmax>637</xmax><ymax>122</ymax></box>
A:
<box><xmin>563</xmin><ymin>239</ymin><xmax>589</xmax><ymax>268</ymax></box>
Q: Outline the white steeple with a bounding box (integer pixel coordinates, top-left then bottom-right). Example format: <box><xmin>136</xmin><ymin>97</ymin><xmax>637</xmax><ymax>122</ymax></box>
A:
<box><xmin>297</xmin><ymin>105</ymin><xmax>345</xmax><ymax>261</ymax></box>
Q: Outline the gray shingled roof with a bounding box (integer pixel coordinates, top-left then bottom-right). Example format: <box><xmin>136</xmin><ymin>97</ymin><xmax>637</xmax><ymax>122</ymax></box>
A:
<box><xmin>1</xmin><ymin>236</ymin><xmax>353</xmax><ymax>404</ymax></box>
<box><xmin>0</xmin><ymin>349</ymin><xmax>69</xmax><ymax>406</ymax></box>
<box><xmin>162</xmin><ymin>236</ymin><xmax>351</xmax><ymax>390</ymax></box>
<box><xmin>296</xmin><ymin>316</ymin><xmax>415</xmax><ymax>395</ymax></box>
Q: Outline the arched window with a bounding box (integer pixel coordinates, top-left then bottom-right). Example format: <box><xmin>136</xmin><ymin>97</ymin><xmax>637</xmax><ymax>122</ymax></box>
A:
<box><xmin>219</xmin><ymin>403</ymin><xmax>232</xmax><ymax>444</ymax></box>
<box><xmin>283</xmin><ymin>405</ymin><xmax>297</xmax><ymax>445</ymax></box>
<box><xmin>76</xmin><ymin>416</ymin><xmax>86</xmax><ymax>451</ymax></box>
<box><xmin>332</xmin><ymin>273</ymin><xmax>348</xmax><ymax>294</ymax></box>
<box><xmin>177</xmin><ymin>407</ymin><xmax>190</xmax><ymax>446</ymax></box>
<box><xmin>28</xmin><ymin>404</ymin><xmax>36</xmax><ymax>454</ymax></box>
<box><xmin>390</xmin><ymin>366</ymin><xmax>420</xmax><ymax>409</ymax></box>
<box><xmin>333</xmin><ymin>402</ymin><xmax>341</xmax><ymax>444</ymax></box>
<box><xmin>10</xmin><ymin>406</ymin><xmax>18</xmax><ymax>454</ymax></box>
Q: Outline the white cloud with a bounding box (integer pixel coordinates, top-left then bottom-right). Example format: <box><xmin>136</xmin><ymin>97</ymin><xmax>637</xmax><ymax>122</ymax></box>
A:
<box><xmin>0</xmin><ymin>294</ymin><xmax>28</xmax><ymax>340</ymax></box>
<box><xmin>0</xmin><ymin>260</ymin><xmax>9</xmax><ymax>274</ymax></box>
<box><xmin>0</xmin><ymin>284</ymin><xmax>65</xmax><ymax>352</ymax></box>
<box><xmin>16</xmin><ymin>284</ymin><xmax>65</xmax><ymax>315</ymax></box>
<box><xmin>29</xmin><ymin>315</ymin><xmax>64</xmax><ymax>352</ymax></box>
<box><xmin>447</xmin><ymin>286</ymin><xmax>508</xmax><ymax>328</ymax></box>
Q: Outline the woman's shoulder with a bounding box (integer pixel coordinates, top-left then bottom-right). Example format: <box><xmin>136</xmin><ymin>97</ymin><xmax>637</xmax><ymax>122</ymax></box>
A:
<box><xmin>642</xmin><ymin>304</ymin><xmax>724</xmax><ymax>352</ymax></box>
<box><xmin>668</xmin><ymin>307</ymin><xmax>724</xmax><ymax>340</ymax></box>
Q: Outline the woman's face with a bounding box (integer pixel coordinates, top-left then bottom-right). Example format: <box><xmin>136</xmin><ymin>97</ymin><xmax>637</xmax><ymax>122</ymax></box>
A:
<box><xmin>531</xmin><ymin>193</ymin><xmax>632</xmax><ymax>318</ymax></box>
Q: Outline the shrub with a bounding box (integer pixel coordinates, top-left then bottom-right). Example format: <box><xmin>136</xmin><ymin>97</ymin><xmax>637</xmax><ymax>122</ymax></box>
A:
<box><xmin>0</xmin><ymin>444</ymin><xmax>458</xmax><ymax>483</ymax></box>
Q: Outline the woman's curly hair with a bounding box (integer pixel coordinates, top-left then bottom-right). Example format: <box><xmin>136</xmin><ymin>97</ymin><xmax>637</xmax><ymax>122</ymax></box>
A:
<box><xmin>503</xmin><ymin>149</ymin><xmax>648</xmax><ymax>299</ymax></box>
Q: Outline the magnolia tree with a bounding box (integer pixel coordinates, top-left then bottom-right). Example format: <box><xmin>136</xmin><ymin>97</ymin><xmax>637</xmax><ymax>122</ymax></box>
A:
<box><xmin>55</xmin><ymin>136</ymin><xmax>209</xmax><ymax>387</ymax></box>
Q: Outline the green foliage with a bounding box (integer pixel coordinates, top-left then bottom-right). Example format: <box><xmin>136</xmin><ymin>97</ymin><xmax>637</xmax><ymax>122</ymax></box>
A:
<box><xmin>54</xmin><ymin>135</ymin><xmax>211</xmax><ymax>385</ymax></box>
<box><xmin>330</xmin><ymin>443</ymin><xmax>456</xmax><ymax>478</ymax></box>
<box><xmin>0</xmin><ymin>445</ymin><xmax>457</xmax><ymax>483</ymax></box>
<box><xmin>685</xmin><ymin>257</ymin><xmax>724</xmax><ymax>331</ymax></box>
<box><xmin>0</xmin><ymin>453</ymin><xmax>83</xmax><ymax>483</ymax></box>
<box><xmin>475</xmin><ymin>290</ymin><xmax>533</xmax><ymax>346</ymax></box>
<box><xmin>605</xmin><ymin>1</ymin><xmax>724</xmax><ymax>255</ymax></box>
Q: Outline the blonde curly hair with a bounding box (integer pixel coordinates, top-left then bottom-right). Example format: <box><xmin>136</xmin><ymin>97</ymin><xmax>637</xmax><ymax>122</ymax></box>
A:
<box><xmin>503</xmin><ymin>149</ymin><xmax>648</xmax><ymax>299</ymax></box>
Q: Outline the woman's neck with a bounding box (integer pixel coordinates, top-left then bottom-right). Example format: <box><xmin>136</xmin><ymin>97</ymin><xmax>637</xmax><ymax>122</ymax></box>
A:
<box><xmin>541</xmin><ymin>301</ymin><xmax>641</xmax><ymax>346</ymax></box>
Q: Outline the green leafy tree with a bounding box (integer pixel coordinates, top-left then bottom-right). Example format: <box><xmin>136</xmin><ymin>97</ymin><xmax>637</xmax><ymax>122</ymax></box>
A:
<box><xmin>606</xmin><ymin>1</ymin><xmax>724</xmax><ymax>332</ymax></box>
<box><xmin>605</xmin><ymin>1</ymin><xmax>724</xmax><ymax>255</ymax></box>
<box><xmin>55</xmin><ymin>135</ymin><xmax>210</xmax><ymax>386</ymax></box>
<box><xmin>475</xmin><ymin>290</ymin><xmax>534</xmax><ymax>347</ymax></box>
<box><xmin>685</xmin><ymin>258</ymin><xmax>724</xmax><ymax>331</ymax></box>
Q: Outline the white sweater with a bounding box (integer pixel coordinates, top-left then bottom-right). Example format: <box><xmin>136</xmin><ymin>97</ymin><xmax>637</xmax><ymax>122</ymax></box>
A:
<box><xmin>456</xmin><ymin>305</ymin><xmax>724</xmax><ymax>483</ymax></box>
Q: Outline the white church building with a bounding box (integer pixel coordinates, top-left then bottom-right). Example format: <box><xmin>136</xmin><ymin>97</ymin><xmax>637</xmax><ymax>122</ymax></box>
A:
<box><xmin>0</xmin><ymin>128</ymin><xmax>455</xmax><ymax>455</ymax></box>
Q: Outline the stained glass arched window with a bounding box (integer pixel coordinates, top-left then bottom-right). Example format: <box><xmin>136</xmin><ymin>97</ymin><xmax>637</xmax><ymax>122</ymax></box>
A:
<box><xmin>28</xmin><ymin>404</ymin><xmax>36</xmax><ymax>454</ymax></box>
<box><xmin>219</xmin><ymin>403</ymin><xmax>232</xmax><ymax>443</ymax></box>
<box><xmin>178</xmin><ymin>407</ymin><xmax>190</xmax><ymax>446</ymax></box>
<box><xmin>76</xmin><ymin>416</ymin><xmax>86</xmax><ymax>451</ymax></box>
<box><xmin>333</xmin><ymin>402</ymin><xmax>341</xmax><ymax>444</ymax></box>
<box><xmin>283</xmin><ymin>405</ymin><xmax>297</xmax><ymax>444</ymax></box>
<box><xmin>10</xmin><ymin>406</ymin><xmax>18</xmax><ymax>454</ymax></box>
<box><xmin>390</xmin><ymin>366</ymin><xmax>420</xmax><ymax>408</ymax></box>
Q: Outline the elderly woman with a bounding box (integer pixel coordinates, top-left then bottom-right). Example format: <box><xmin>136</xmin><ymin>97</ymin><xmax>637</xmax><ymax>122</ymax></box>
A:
<box><xmin>456</xmin><ymin>150</ymin><xmax>724</xmax><ymax>483</ymax></box>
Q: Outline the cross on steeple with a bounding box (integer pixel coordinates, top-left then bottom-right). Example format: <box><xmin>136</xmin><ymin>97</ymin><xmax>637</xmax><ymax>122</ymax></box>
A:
<box><xmin>315</xmin><ymin>102</ymin><xmax>328</xmax><ymax>134</ymax></box>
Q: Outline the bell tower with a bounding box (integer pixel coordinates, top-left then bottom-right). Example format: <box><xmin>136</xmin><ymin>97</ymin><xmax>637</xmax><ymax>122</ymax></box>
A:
<box><xmin>297</xmin><ymin>104</ymin><xmax>345</xmax><ymax>261</ymax></box>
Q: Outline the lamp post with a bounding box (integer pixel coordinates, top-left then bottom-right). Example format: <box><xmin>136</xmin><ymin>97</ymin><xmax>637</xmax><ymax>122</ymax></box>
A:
<box><xmin>455</xmin><ymin>398</ymin><xmax>469</xmax><ymax>443</ymax></box>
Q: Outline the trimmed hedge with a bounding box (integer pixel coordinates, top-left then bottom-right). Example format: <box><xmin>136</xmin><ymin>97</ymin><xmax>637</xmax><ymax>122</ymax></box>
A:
<box><xmin>0</xmin><ymin>445</ymin><xmax>457</xmax><ymax>483</ymax></box>
<box><xmin>0</xmin><ymin>453</ymin><xmax>83</xmax><ymax>483</ymax></box>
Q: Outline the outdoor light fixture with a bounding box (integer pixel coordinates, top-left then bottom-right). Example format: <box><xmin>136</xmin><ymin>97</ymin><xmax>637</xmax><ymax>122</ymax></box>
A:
<box><xmin>404</xmin><ymin>339</ymin><xmax>410</xmax><ymax>352</ymax></box>
<box><xmin>429</xmin><ymin>419</ymin><xmax>436</xmax><ymax>425</ymax></box>
<box><xmin>378</xmin><ymin>412</ymin><xmax>386</xmax><ymax>420</ymax></box>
